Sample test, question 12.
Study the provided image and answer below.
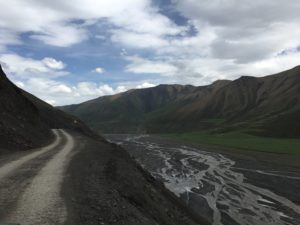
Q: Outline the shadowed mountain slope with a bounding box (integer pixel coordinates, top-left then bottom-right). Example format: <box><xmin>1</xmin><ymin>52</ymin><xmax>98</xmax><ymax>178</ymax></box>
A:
<box><xmin>0</xmin><ymin>65</ymin><xmax>91</xmax><ymax>152</ymax></box>
<box><xmin>61</xmin><ymin>84</ymin><xmax>202</xmax><ymax>133</ymax></box>
<box><xmin>148</xmin><ymin>66</ymin><xmax>300</xmax><ymax>136</ymax></box>
<box><xmin>61</xmin><ymin>66</ymin><xmax>300</xmax><ymax>137</ymax></box>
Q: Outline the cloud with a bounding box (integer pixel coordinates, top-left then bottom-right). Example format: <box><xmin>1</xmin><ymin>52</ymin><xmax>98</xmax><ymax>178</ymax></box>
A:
<box><xmin>50</xmin><ymin>84</ymin><xmax>72</xmax><ymax>93</ymax></box>
<box><xmin>0</xmin><ymin>0</ymin><xmax>183</xmax><ymax>48</ymax></box>
<box><xmin>173</xmin><ymin>0</ymin><xmax>300</xmax><ymax>63</ymax></box>
<box><xmin>31</xmin><ymin>24</ymin><xmax>88</xmax><ymax>47</ymax></box>
<box><xmin>74</xmin><ymin>82</ymin><xmax>114</xmax><ymax>96</ymax></box>
<box><xmin>136</xmin><ymin>82</ymin><xmax>156</xmax><ymax>89</ymax></box>
<box><xmin>0</xmin><ymin>54</ymin><xmax>68</xmax><ymax>78</ymax></box>
<box><xmin>15</xmin><ymin>81</ymin><xmax>25</xmax><ymax>88</ymax></box>
<box><xmin>42</xmin><ymin>57</ymin><xmax>65</xmax><ymax>70</ymax></box>
<box><xmin>115</xmin><ymin>85</ymin><xmax>127</xmax><ymax>93</ymax></box>
<box><xmin>111</xmin><ymin>31</ymin><xmax>169</xmax><ymax>49</ymax></box>
<box><xmin>24</xmin><ymin>78</ymin><xmax>72</xmax><ymax>95</ymax></box>
<box><xmin>109</xmin><ymin>3</ymin><xmax>186</xmax><ymax>49</ymax></box>
<box><xmin>45</xmin><ymin>99</ymin><xmax>57</xmax><ymax>105</ymax></box>
<box><xmin>11</xmin><ymin>77</ymin><xmax>157</xmax><ymax>106</ymax></box>
<box><xmin>174</xmin><ymin>0</ymin><xmax>300</xmax><ymax>28</ymax></box>
<box><xmin>0</xmin><ymin>28</ymin><xmax>21</xmax><ymax>52</ymax></box>
<box><xmin>1</xmin><ymin>0</ymin><xmax>300</xmax><ymax>105</ymax></box>
<box><xmin>93</xmin><ymin>67</ymin><xmax>105</xmax><ymax>74</ymax></box>
<box><xmin>0</xmin><ymin>1</ymin><xmax>88</xmax><ymax>47</ymax></box>
<box><xmin>9</xmin><ymin>77</ymin><xmax>117</xmax><ymax>106</ymax></box>
<box><xmin>119</xmin><ymin>0</ymin><xmax>300</xmax><ymax>85</ymax></box>
<box><xmin>125</xmin><ymin>56</ymin><xmax>178</xmax><ymax>76</ymax></box>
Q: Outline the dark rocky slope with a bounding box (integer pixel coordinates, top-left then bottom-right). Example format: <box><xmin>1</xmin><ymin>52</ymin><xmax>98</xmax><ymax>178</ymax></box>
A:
<box><xmin>64</xmin><ymin>131</ymin><xmax>208</xmax><ymax>225</ymax></box>
<box><xmin>0</xmin><ymin>65</ymin><xmax>50</xmax><ymax>151</ymax></box>
<box><xmin>0</xmin><ymin>65</ymin><xmax>92</xmax><ymax>152</ymax></box>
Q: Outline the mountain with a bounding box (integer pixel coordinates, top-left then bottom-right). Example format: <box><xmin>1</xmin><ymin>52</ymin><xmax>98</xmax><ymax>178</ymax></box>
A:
<box><xmin>146</xmin><ymin>66</ymin><xmax>300</xmax><ymax>137</ymax></box>
<box><xmin>0</xmin><ymin>65</ymin><xmax>91</xmax><ymax>152</ymax></box>
<box><xmin>61</xmin><ymin>66</ymin><xmax>300</xmax><ymax>137</ymax></box>
<box><xmin>61</xmin><ymin>84</ymin><xmax>203</xmax><ymax>133</ymax></box>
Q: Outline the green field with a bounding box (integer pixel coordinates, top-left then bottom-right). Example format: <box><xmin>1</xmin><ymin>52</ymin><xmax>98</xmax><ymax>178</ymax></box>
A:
<box><xmin>163</xmin><ymin>132</ymin><xmax>300</xmax><ymax>155</ymax></box>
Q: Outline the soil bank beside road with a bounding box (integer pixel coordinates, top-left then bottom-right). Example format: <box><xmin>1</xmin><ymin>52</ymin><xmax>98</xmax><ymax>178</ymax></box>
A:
<box><xmin>62</xmin><ymin>131</ymin><xmax>209</xmax><ymax>225</ymax></box>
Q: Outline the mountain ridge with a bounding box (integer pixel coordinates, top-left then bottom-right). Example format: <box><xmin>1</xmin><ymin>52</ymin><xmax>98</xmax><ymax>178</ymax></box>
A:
<box><xmin>60</xmin><ymin>66</ymin><xmax>300</xmax><ymax>137</ymax></box>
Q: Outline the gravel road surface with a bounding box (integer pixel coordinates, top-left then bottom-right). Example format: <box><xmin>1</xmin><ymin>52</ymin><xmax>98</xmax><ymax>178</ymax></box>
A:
<box><xmin>0</xmin><ymin>130</ymin><xmax>204</xmax><ymax>225</ymax></box>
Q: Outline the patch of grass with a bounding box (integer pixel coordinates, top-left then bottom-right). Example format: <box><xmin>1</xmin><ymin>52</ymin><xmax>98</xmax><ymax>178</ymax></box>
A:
<box><xmin>163</xmin><ymin>131</ymin><xmax>300</xmax><ymax>155</ymax></box>
<box><xmin>202</xmin><ymin>118</ymin><xmax>226</xmax><ymax>125</ymax></box>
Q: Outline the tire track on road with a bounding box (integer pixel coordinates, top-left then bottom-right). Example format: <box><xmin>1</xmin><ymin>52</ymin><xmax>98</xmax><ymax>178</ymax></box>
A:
<box><xmin>0</xmin><ymin>129</ymin><xmax>61</xmax><ymax>180</ymax></box>
<box><xmin>5</xmin><ymin>130</ymin><xmax>75</xmax><ymax>225</ymax></box>
<box><xmin>0</xmin><ymin>130</ymin><xmax>67</xmax><ymax>219</ymax></box>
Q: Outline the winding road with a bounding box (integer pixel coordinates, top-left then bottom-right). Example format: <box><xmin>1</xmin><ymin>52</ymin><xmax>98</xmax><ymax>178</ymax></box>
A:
<box><xmin>0</xmin><ymin>129</ymin><xmax>74</xmax><ymax>225</ymax></box>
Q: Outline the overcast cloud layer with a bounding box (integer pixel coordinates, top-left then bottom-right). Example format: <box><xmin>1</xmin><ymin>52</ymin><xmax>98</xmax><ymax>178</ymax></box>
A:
<box><xmin>0</xmin><ymin>0</ymin><xmax>299</xmax><ymax>105</ymax></box>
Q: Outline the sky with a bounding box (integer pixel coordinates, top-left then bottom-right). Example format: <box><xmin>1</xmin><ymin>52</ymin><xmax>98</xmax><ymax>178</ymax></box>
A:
<box><xmin>0</xmin><ymin>0</ymin><xmax>300</xmax><ymax>106</ymax></box>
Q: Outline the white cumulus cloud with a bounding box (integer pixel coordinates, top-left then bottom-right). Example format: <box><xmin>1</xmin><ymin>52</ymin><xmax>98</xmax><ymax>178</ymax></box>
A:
<box><xmin>0</xmin><ymin>54</ymin><xmax>68</xmax><ymax>78</ymax></box>
<box><xmin>125</xmin><ymin>56</ymin><xmax>178</xmax><ymax>76</ymax></box>
<box><xmin>93</xmin><ymin>67</ymin><xmax>105</xmax><ymax>74</ymax></box>
<box><xmin>42</xmin><ymin>57</ymin><xmax>65</xmax><ymax>70</ymax></box>
<box><xmin>1</xmin><ymin>0</ymin><xmax>300</xmax><ymax>105</ymax></box>
<box><xmin>136</xmin><ymin>82</ymin><xmax>156</xmax><ymax>89</ymax></box>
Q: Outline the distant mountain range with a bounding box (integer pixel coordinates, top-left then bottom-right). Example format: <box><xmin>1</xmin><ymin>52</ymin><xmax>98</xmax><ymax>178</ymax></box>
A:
<box><xmin>61</xmin><ymin>66</ymin><xmax>300</xmax><ymax>138</ymax></box>
<box><xmin>0</xmin><ymin>65</ymin><xmax>91</xmax><ymax>151</ymax></box>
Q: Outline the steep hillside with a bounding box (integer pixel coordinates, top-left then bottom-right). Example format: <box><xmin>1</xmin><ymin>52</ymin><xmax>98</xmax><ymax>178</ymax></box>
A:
<box><xmin>161</xmin><ymin>66</ymin><xmax>300</xmax><ymax>136</ymax></box>
<box><xmin>22</xmin><ymin>90</ymin><xmax>94</xmax><ymax>136</ymax></box>
<box><xmin>61</xmin><ymin>84</ymin><xmax>199</xmax><ymax>133</ymax></box>
<box><xmin>61</xmin><ymin>81</ymin><xmax>230</xmax><ymax>133</ymax></box>
<box><xmin>61</xmin><ymin>66</ymin><xmax>300</xmax><ymax>137</ymax></box>
<box><xmin>0</xmin><ymin>65</ymin><xmax>50</xmax><ymax>151</ymax></box>
<box><xmin>0</xmin><ymin>65</ymin><xmax>92</xmax><ymax>152</ymax></box>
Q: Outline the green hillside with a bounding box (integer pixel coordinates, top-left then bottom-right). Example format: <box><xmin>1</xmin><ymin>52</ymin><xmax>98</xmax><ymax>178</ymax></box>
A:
<box><xmin>60</xmin><ymin>66</ymin><xmax>300</xmax><ymax>138</ymax></box>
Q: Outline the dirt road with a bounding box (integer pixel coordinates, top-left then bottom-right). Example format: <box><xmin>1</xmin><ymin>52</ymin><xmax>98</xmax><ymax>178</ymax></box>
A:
<box><xmin>0</xmin><ymin>129</ymin><xmax>72</xmax><ymax>225</ymax></box>
<box><xmin>0</xmin><ymin>130</ymin><xmax>203</xmax><ymax>225</ymax></box>
<box><xmin>0</xmin><ymin>129</ymin><xmax>61</xmax><ymax>180</ymax></box>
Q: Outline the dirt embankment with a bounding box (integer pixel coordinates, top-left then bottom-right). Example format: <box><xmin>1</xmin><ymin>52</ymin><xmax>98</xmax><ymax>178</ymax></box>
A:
<box><xmin>63</xmin><ymin>131</ymin><xmax>210</xmax><ymax>225</ymax></box>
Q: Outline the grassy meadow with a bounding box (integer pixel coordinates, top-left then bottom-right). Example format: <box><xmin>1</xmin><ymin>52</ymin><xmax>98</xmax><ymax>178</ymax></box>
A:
<box><xmin>163</xmin><ymin>131</ymin><xmax>300</xmax><ymax>155</ymax></box>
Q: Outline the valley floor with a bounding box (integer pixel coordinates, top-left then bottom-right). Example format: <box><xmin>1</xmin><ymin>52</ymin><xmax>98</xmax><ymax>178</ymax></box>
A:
<box><xmin>163</xmin><ymin>131</ymin><xmax>300</xmax><ymax>156</ymax></box>
<box><xmin>106</xmin><ymin>134</ymin><xmax>300</xmax><ymax>225</ymax></box>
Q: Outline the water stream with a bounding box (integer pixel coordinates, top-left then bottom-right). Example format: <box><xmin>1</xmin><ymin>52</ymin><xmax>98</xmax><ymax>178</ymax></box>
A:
<box><xmin>108</xmin><ymin>135</ymin><xmax>300</xmax><ymax>225</ymax></box>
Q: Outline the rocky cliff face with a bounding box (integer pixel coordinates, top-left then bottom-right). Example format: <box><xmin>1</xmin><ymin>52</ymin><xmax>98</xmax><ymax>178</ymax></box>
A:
<box><xmin>0</xmin><ymin>65</ymin><xmax>51</xmax><ymax>151</ymax></box>
<box><xmin>0</xmin><ymin>65</ymin><xmax>93</xmax><ymax>152</ymax></box>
